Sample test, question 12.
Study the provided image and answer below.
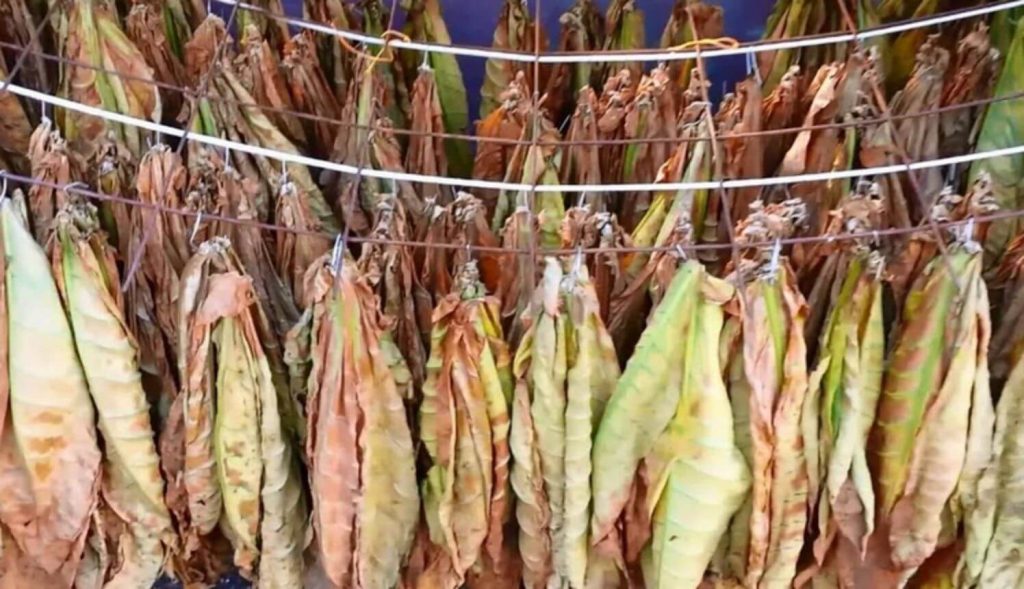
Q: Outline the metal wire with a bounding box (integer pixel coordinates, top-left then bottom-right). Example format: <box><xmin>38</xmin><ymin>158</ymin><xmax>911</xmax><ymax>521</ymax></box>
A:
<box><xmin>8</xmin><ymin>79</ymin><xmax>1024</xmax><ymax>195</ymax></box>
<box><xmin>1</xmin><ymin>170</ymin><xmax>1019</xmax><ymax>257</ymax></box>
<box><xmin>212</xmin><ymin>0</ymin><xmax>1024</xmax><ymax>64</ymax></box>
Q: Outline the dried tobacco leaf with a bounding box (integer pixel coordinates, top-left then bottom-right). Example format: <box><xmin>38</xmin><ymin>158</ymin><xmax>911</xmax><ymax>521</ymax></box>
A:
<box><xmin>600</xmin><ymin>0</ymin><xmax>645</xmax><ymax>87</ymax></box>
<box><xmin>0</xmin><ymin>197</ymin><xmax>101</xmax><ymax>586</ymax></box>
<box><xmin>236</xmin><ymin>25</ymin><xmax>309</xmax><ymax>153</ymax></box>
<box><xmin>0</xmin><ymin>53</ymin><xmax>32</xmax><ymax>174</ymax></box>
<box><xmin>939</xmin><ymin>23</ymin><xmax>1000</xmax><ymax>160</ymax></box>
<box><xmin>126</xmin><ymin>2</ymin><xmax>188</xmax><ymax>123</ymax></box>
<box><xmin>595</xmin><ymin>69</ymin><xmax>636</xmax><ymax>189</ymax></box>
<box><xmin>544</xmin><ymin>0</ymin><xmax>605</xmax><ymax>124</ymax></box>
<box><xmin>592</xmin><ymin>259</ymin><xmax>749</xmax><ymax>588</ymax></box>
<box><xmin>171</xmin><ymin>239</ymin><xmax>307</xmax><ymax>584</ymax></box>
<box><xmin>559</xmin><ymin>207</ymin><xmax>629</xmax><ymax>323</ymax></box>
<box><xmin>718</xmin><ymin>78</ymin><xmax>764</xmax><ymax>226</ymax></box>
<box><xmin>303</xmin><ymin>0</ymin><xmax>358</xmax><ymax>103</ymax></box>
<box><xmin>797</xmin><ymin>189</ymin><xmax>886</xmax><ymax>587</ymax></box>
<box><xmin>289</xmin><ymin>253</ymin><xmax>419</xmax><ymax>588</ymax></box>
<box><xmin>57</xmin><ymin>0</ymin><xmax>161</xmax><ymax>159</ymax></box>
<box><xmin>282</xmin><ymin>32</ymin><xmax>342</xmax><ymax>159</ymax></box>
<box><xmin>358</xmin><ymin>196</ymin><xmax>431</xmax><ymax>393</ymax></box>
<box><xmin>720</xmin><ymin>199</ymin><xmax>810</xmax><ymax>589</ymax></box>
<box><xmin>511</xmin><ymin>259</ymin><xmax>621</xmax><ymax>589</ymax></box>
<box><xmin>0</xmin><ymin>0</ymin><xmax>49</xmax><ymax>99</ymax></box>
<box><xmin>406</xmin><ymin>65</ymin><xmax>452</xmax><ymax>204</ymax></box>
<box><xmin>480</xmin><ymin>0</ymin><xmax>547</xmax><ymax>119</ymax></box>
<box><xmin>560</xmin><ymin>87</ymin><xmax>602</xmax><ymax>197</ymax></box>
<box><xmin>25</xmin><ymin>119</ymin><xmax>86</xmax><ymax>242</ymax></box>
<box><xmin>618</xmin><ymin>66</ymin><xmax>678</xmax><ymax>231</ymax></box>
<box><xmin>868</xmin><ymin>186</ymin><xmax>998</xmax><ymax>581</ymax></box>
<box><xmin>273</xmin><ymin>176</ymin><xmax>331</xmax><ymax>309</ymax></box>
<box><xmin>660</xmin><ymin>0</ymin><xmax>723</xmax><ymax>96</ymax></box>
<box><xmin>472</xmin><ymin>73</ymin><xmax>530</xmax><ymax>215</ymax></box>
<box><xmin>361</xmin><ymin>0</ymin><xmax>411</xmax><ymax>129</ymax></box>
<box><xmin>52</xmin><ymin>203</ymin><xmax>173</xmax><ymax>588</ymax></box>
<box><xmin>419</xmin><ymin>262</ymin><xmax>514</xmax><ymax>587</ymax></box>
<box><xmin>888</xmin><ymin>35</ymin><xmax>949</xmax><ymax>218</ymax></box>
<box><xmin>882</xmin><ymin>0</ymin><xmax>940</xmax><ymax>93</ymax></box>
<box><xmin>403</xmin><ymin>0</ymin><xmax>472</xmax><ymax>177</ymax></box>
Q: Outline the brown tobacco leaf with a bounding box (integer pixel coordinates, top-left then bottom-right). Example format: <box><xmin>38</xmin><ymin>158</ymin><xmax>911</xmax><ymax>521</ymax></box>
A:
<box><xmin>991</xmin><ymin>233</ymin><xmax>1024</xmax><ymax>383</ymax></box>
<box><xmin>888</xmin><ymin>35</ymin><xmax>949</xmax><ymax>219</ymax></box>
<box><xmin>359</xmin><ymin>197</ymin><xmax>431</xmax><ymax>393</ymax></box>
<box><xmin>91</xmin><ymin>139</ymin><xmax>136</xmax><ymax>262</ymax></box>
<box><xmin>0</xmin><ymin>0</ymin><xmax>50</xmax><ymax>109</ymax></box>
<box><xmin>0</xmin><ymin>54</ymin><xmax>32</xmax><ymax>175</ymax></box>
<box><xmin>560</xmin><ymin>86</ymin><xmax>602</xmax><ymax>200</ymax></box>
<box><xmin>360</xmin><ymin>0</ymin><xmax>412</xmax><ymax>129</ymax></box>
<box><xmin>760</xmin><ymin>65</ymin><xmax>802</xmax><ymax>177</ymax></box>
<box><xmin>126</xmin><ymin>2</ymin><xmax>188</xmax><ymax>123</ymax></box>
<box><xmin>303</xmin><ymin>0</ymin><xmax>358</xmax><ymax>103</ymax></box>
<box><xmin>619</xmin><ymin>66</ymin><xmax>678</xmax><ymax>231</ymax></box>
<box><xmin>25</xmin><ymin>119</ymin><xmax>86</xmax><ymax>242</ymax></box>
<box><xmin>480</xmin><ymin>0</ymin><xmax>548</xmax><ymax>119</ymax></box>
<box><xmin>420</xmin><ymin>262</ymin><xmax>514</xmax><ymax>587</ymax></box>
<box><xmin>370</xmin><ymin>117</ymin><xmax>427</xmax><ymax>231</ymax></box>
<box><xmin>472</xmin><ymin>73</ymin><xmax>531</xmax><ymax>216</ymax></box>
<box><xmin>601</xmin><ymin>0</ymin><xmax>646</xmax><ymax>87</ymax></box>
<box><xmin>273</xmin><ymin>177</ymin><xmax>332</xmax><ymax>309</ymax></box>
<box><xmin>544</xmin><ymin>0</ymin><xmax>605</xmax><ymax>125</ymax></box>
<box><xmin>407</xmin><ymin>66</ymin><xmax>452</xmax><ymax>205</ymax></box>
<box><xmin>210</xmin><ymin>165</ymin><xmax>304</xmax><ymax>441</ymax></box>
<box><xmin>293</xmin><ymin>254</ymin><xmax>419</xmax><ymax>589</ymax></box>
<box><xmin>719</xmin><ymin>78</ymin><xmax>764</xmax><ymax>226</ymax></box>
<box><xmin>282</xmin><ymin>32</ymin><xmax>342</xmax><ymax>159</ymax></box>
<box><xmin>775</xmin><ymin>52</ymin><xmax>868</xmax><ymax>234</ymax></box>
<box><xmin>495</xmin><ymin>207</ymin><xmax>537</xmax><ymax>346</ymax></box>
<box><xmin>595</xmin><ymin>69</ymin><xmax>636</xmax><ymax>188</ymax></box>
<box><xmin>660</xmin><ymin>0</ymin><xmax>723</xmax><ymax>98</ymax></box>
<box><xmin>940</xmin><ymin>23</ymin><xmax>1000</xmax><ymax>159</ymax></box>
<box><xmin>235</xmin><ymin>25</ymin><xmax>309</xmax><ymax>154</ymax></box>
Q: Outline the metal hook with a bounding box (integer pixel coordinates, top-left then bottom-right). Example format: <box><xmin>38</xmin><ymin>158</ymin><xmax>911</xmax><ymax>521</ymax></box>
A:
<box><xmin>40</xmin><ymin>101</ymin><xmax>49</xmax><ymax>124</ymax></box>
<box><xmin>746</xmin><ymin>52</ymin><xmax>763</xmax><ymax>87</ymax></box>
<box><xmin>576</xmin><ymin>191</ymin><xmax>587</xmax><ymax>209</ymax></box>
<box><xmin>0</xmin><ymin>171</ymin><xmax>7</xmax><ymax>200</ymax></box>
<box><xmin>330</xmin><ymin>234</ymin><xmax>346</xmax><ymax>276</ymax></box>
<box><xmin>419</xmin><ymin>50</ymin><xmax>431</xmax><ymax>71</ymax></box>
<box><xmin>674</xmin><ymin>243</ymin><xmax>686</xmax><ymax>260</ymax></box>
<box><xmin>190</xmin><ymin>211</ymin><xmax>204</xmax><ymax>245</ymax></box>
<box><xmin>767</xmin><ymin>238</ymin><xmax>782</xmax><ymax>279</ymax></box>
<box><xmin>871</xmin><ymin>229</ymin><xmax>880</xmax><ymax>246</ymax></box>
<box><xmin>571</xmin><ymin>246</ymin><xmax>584</xmax><ymax>277</ymax></box>
<box><xmin>63</xmin><ymin>181</ymin><xmax>89</xmax><ymax>197</ymax></box>
<box><xmin>962</xmin><ymin>217</ymin><xmax>976</xmax><ymax>243</ymax></box>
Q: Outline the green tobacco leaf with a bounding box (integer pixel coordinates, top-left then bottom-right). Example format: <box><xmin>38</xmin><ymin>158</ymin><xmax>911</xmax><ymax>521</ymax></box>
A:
<box><xmin>973</xmin><ymin>14</ymin><xmax>1024</xmax><ymax>263</ymax></box>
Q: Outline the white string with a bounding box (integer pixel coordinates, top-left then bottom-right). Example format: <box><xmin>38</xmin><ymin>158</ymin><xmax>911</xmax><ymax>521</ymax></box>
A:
<box><xmin>10</xmin><ymin>81</ymin><xmax>1024</xmax><ymax>195</ymax></box>
<box><xmin>210</xmin><ymin>0</ymin><xmax>1024</xmax><ymax>64</ymax></box>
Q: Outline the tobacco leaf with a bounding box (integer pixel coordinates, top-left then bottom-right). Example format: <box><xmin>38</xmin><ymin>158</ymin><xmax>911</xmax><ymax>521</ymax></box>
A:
<box><xmin>282</xmin><ymin>32</ymin><xmax>342</xmax><ymax>159</ymax></box>
<box><xmin>480</xmin><ymin>0</ymin><xmax>547</xmax><ymax>119</ymax></box>
<box><xmin>126</xmin><ymin>2</ymin><xmax>188</xmax><ymax>123</ymax></box>
<box><xmin>235</xmin><ymin>25</ymin><xmax>309</xmax><ymax>153</ymax></box>
<box><xmin>406</xmin><ymin>66</ymin><xmax>452</xmax><ymax>205</ymax></box>
<box><xmin>472</xmin><ymin>73</ymin><xmax>530</xmax><ymax>216</ymax></box>
<box><xmin>25</xmin><ymin>119</ymin><xmax>86</xmax><ymax>243</ymax></box>
<box><xmin>939</xmin><ymin>23</ymin><xmax>1000</xmax><ymax>160</ymax></box>
<box><xmin>601</xmin><ymin>0</ymin><xmax>645</xmax><ymax>87</ymax></box>
<box><xmin>544</xmin><ymin>0</ymin><xmax>605</xmax><ymax>124</ymax></box>
<box><xmin>402</xmin><ymin>0</ymin><xmax>472</xmax><ymax>177</ymax></box>
<box><xmin>0</xmin><ymin>53</ymin><xmax>32</xmax><ymax>175</ymax></box>
<box><xmin>660</xmin><ymin>0</ymin><xmax>723</xmax><ymax>97</ymax></box>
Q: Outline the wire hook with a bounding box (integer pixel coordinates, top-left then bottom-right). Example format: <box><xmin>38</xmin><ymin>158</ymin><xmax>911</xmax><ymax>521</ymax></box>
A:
<box><xmin>767</xmin><ymin>238</ymin><xmax>782</xmax><ymax>280</ymax></box>
<box><xmin>419</xmin><ymin>50</ymin><xmax>431</xmax><ymax>71</ymax></box>
<box><xmin>190</xmin><ymin>211</ymin><xmax>204</xmax><ymax>245</ymax></box>
<box><xmin>571</xmin><ymin>245</ymin><xmax>584</xmax><ymax>277</ymax></box>
<box><xmin>0</xmin><ymin>171</ymin><xmax>7</xmax><ymax>200</ymax></box>
<box><xmin>330</xmin><ymin>233</ymin><xmax>346</xmax><ymax>275</ymax></box>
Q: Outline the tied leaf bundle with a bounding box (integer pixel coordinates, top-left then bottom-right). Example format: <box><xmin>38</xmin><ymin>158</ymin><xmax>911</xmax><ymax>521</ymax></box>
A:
<box><xmin>167</xmin><ymin>239</ymin><xmax>307</xmax><ymax>586</ymax></box>
<box><xmin>720</xmin><ymin>198</ymin><xmax>810</xmax><ymax>589</ymax></box>
<box><xmin>0</xmin><ymin>196</ymin><xmax>103</xmax><ymax>586</ymax></box>
<box><xmin>510</xmin><ymin>258</ymin><xmax>620</xmax><ymax>589</ymax></box>
<box><xmin>56</xmin><ymin>0</ymin><xmax>161</xmax><ymax>159</ymax></box>
<box><xmin>287</xmin><ymin>253</ymin><xmax>419</xmax><ymax>589</ymax></box>
<box><xmin>591</xmin><ymin>258</ymin><xmax>750</xmax><ymax>589</ymax></box>
<box><xmin>51</xmin><ymin>202</ymin><xmax>173</xmax><ymax>588</ymax></box>
<box><xmin>419</xmin><ymin>261</ymin><xmax>514</xmax><ymax>587</ymax></box>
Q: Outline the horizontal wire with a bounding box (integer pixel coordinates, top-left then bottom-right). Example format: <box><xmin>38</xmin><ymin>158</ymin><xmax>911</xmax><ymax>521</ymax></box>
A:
<box><xmin>3</xmin><ymin>40</ymin><xmax>1016</xmax><ymax>149</ymax></box>
<box><xmin>2</xmin><ymin>170</ymin><xmax>1021</xmax><ymax>256</ymax></box>
<box><xmin>215</xmin><ymin>0</ymin><xmax>1024</xmax><ymax>64</ymax></box>
<box><xmin>8</xmin><ymin>80</ymin><xmax>1024</xmax><ymax>194</ymax></box>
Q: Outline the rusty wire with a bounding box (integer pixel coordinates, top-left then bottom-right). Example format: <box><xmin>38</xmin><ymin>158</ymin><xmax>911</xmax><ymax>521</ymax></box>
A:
<box><xmin>1</xmin><ymin>170</ymin><xmax>1016</xmax><ymax>257</ymax></box>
